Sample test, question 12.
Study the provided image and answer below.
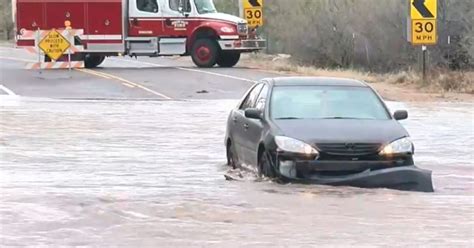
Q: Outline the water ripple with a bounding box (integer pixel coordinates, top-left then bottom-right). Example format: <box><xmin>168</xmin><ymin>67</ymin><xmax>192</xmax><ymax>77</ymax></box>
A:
<box><xmin>1</xmin><ymin>99</ymin><xmax>473</xmax><ymax>247</ymax></box>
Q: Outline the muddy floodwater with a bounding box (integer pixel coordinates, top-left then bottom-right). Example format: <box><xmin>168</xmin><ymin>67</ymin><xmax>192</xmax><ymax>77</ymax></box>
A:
<box><xmin>0</xmin><ymin>97</ymin><xmax>473</xmax><ymax>247</ymax></box>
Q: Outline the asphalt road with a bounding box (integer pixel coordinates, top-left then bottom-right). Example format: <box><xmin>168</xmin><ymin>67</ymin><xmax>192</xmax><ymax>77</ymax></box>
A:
<box><xmin>0</xmin><ymin>45</ymin><xmax>278</xmax><ymax>100</ymax></box>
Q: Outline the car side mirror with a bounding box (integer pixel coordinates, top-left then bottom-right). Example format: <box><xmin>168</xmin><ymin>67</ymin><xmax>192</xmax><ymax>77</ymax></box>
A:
<box><xmin>245</xmin><ymin>108</ymin><xmax>262</xmax><ymax>120</ymax></box>
<box><xmin>393</xmin><ymin>110</ymin><xmax>408</xmax><ymax>120</ymax></box>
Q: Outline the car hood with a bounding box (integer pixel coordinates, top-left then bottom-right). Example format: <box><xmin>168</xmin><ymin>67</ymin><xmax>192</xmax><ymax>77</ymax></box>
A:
<box><xmin>201</xmin><ymin>13</ymin><xmax>246</xmax><ymax>24</ymax></box>
<box><xmin>273</xmin><ymin>119</ymin><xmax>409</xmax><ymax>144</ymax></box>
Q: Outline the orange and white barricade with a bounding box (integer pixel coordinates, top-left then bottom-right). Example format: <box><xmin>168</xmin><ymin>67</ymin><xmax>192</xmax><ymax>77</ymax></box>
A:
<box><xmin>18</xmin><ymin>28</ymin><xmax>85</xmax><ymax>70</ymax></box>
<box><xmin>25</xmin><ymin>61</ymin><xmax>85</xmax><ymax>70</ymax></box>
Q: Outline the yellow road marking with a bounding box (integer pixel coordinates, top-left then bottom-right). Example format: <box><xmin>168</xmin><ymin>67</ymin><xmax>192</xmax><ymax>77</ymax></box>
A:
<box><xmin>76</xmin><ymin>68</ymin><xmax>111</xmax><ymax>79</ymax></box>
<box><xmin>1</xmin><ymin>55</ymin><xmax>172</xmax><ymax>99</ymax></box>
<box><xmin>80</xmin><ymin>69</ymin><xmax>172</xmax><ymax>99</ymax></box>
<box><xmin>122</xmin><ymin>82</ymin><xmax>136</xmax><ymax>88</ymax></box>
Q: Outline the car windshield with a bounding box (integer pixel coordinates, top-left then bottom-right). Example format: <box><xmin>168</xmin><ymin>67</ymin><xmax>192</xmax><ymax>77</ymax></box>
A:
<box><xmin>270</xmin><ymin>85</ymin><xmax>390</xmax><ymax>120</ymax></box>
<box><xmin>195</xmin><ymin>0</ymin><xmax>217</xmax><ymax>14</ymax></box>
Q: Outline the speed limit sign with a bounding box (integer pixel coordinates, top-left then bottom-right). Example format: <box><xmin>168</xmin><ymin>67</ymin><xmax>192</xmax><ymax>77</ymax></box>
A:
<box><xmin>245</xmin><ymin>8</ymin><xmax>263</xmax><ymax>27</ymax></box>
<box><xmin>240</xmin><ymin>0</ymin><xmax>264</xmax><ymax>28</ymax></box>
<box><xmin>411</xmin><ymin>19</ymin><xmax>437</xmax><ymax>45</ymax></box>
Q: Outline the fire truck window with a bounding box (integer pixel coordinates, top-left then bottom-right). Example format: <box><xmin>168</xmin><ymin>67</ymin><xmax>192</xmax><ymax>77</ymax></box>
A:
<box><xmin>169</xmin><ymin>0</ymin><xmax>191</xmax><ymax>12</ymax></box>
<box><xmin>137</xmin><ymin>0</ymin><xmax>159</xmax><ymax>13</ymax></box>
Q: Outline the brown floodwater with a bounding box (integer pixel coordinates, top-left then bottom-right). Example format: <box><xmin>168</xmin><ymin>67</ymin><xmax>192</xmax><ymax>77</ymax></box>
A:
<box><xmin>0</xmin><ymin>98</ymin><xmax>473</xmax><ymax>247</ymax></box>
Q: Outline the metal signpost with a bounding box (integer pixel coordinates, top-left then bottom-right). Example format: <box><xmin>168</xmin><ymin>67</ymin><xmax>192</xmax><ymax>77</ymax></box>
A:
<box><xmin>240</xmin><ymin>0</ymin><xmax>264</xmax><ymax>28</ymax></box>
<box><xmin>408</xmin><ymin>0</ymin><xmax>438</xmax><ymax>81</ymax></box>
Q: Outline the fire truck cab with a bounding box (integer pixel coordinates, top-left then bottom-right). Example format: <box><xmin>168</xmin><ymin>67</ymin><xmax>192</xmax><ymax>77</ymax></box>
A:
<box><xmin>15</xmin><ymin>0</ymin><xmax>266</xmax><ymax>68</ymax></box>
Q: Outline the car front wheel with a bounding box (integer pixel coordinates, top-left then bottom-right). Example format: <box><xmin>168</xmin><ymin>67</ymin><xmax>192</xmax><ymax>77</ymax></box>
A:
<box><xmin>258</xmin><ymin>150</ymin><xmax>278</xmax><ymax>178</ymax></box>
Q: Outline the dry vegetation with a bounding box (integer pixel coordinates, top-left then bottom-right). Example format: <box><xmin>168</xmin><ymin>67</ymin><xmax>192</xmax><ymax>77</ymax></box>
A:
<box><xmin>241</xmin><ymin>53</ymin><xmax>473</xmax><ymax>101</ymax></box>
<box><xmin>216</xmin><ymin>0</ymin><xmax>473</xmax><ymax>71</ymax></box>
<box><xmin>215</xmin><ymin>0</ymin><xmax>473</xmax><ymax>100</ymax></box>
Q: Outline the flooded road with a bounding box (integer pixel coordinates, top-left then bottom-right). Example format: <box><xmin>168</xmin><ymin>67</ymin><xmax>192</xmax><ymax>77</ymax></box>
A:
<box><xmin>1</xmin><ymin>98</ymin><xmax>473</xmax><ymax>247</ymax></box>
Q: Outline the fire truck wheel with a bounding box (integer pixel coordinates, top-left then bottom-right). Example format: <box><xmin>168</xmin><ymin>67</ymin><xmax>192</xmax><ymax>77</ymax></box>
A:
<box><xmin>191</xmin><ymin>39</ymin><xmax>219</xmax><ymax>68</ymax></box>
<box><xmin>217</xmin><ymin>52</ymin><xmax>241</xmax><ymax>67</ymax></box>
<box><xmin>84</xmin><ymin>54</ymin><xmax>106</xmax><ymax>68</ymax></box>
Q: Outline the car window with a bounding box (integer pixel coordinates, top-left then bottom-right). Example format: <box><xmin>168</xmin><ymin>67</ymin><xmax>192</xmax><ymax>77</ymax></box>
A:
<box><xmin>169</xmin><ymin>0</ymin><xmax>191</xmax><ymax>12</ymax></box>
<box><xmin>255</xmin><ymin>84</ymin><xmax>269</xmax><ymax>111</ymax></box>
<box><xmin>137</xmin><ymin>0</ymin><xmax>159</xmax><ymax>13</ymax></box>
<box><xmin>240</xmin><ymin>84</ymin><xmax>263</xmax><ymax>110</ymax></box>
<box><xmin>270</xmin><ymin>86</ymin><xmax>390</xmax><ymax>120</ymax></box>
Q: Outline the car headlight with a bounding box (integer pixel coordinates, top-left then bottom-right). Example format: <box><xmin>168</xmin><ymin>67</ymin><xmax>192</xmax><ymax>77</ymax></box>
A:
<box><xmin>274</xmin><ymin>136</ymin><xmax>318</xmax><ymax>155</ymax></box>
<box><xmin>379</xmin><ymin>137</ymin><xmax>413</xmax><ymax>155</ymax></box>
<box><xmin>220</xmin><ymin>27</ymin><xmax>235</xmax><ymax>33</ymax></box>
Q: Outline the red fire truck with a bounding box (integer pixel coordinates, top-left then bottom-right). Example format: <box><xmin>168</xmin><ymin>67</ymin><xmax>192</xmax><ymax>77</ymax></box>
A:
<box><xmin>14</xmin><ymin>0</ymin><xmax>265</xmax><ymax>68</ymax></box>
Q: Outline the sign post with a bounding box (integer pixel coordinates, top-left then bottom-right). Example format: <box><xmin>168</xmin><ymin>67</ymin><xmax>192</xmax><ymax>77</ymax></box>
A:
<box><xmin>36</xmin><ymin>28</ymin><xmax>42</xmax><ymax>75</ymax></box>
<box><xmin>408</xmin><ymin>0</ymin><xmax>437</xmax><ymax>81</ymax></box>
<box><xmin>422</xmin><ymin>45</ymin><xmax>427</xmax><ymax>82</ymax></box>
<box><xmin>240</xmin><ymin>0</ymin><xmax>264</xmax><ymax>29</ymax></box>
<box><xmin>68</xmin><ymin>37</ymin><xmax>72</xmax><ymax>76</ymax></box>
<box><xmin>65</xmin><ymin>22</ymin><xmax>73</xmax><ymax>77</ymax></box>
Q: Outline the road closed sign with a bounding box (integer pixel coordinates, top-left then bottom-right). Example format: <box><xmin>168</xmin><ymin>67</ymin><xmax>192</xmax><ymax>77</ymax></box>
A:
<box><xmin>411</xmin><ymin>19</ymin><xmax>437</xmax><ymax>45</ymax></box>
<box><xmin>241</xmin><ymin>0</ymin><xmax>263</xmax><ymax>28</ymax></box>
<box><xmin>38</xmin><ymin>29</ymin><xmax>71</xmax><ymax>61</ymax></box>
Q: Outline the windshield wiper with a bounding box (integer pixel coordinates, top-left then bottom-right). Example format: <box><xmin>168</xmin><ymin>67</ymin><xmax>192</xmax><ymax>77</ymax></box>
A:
<box><xmin>275</xmin><ymin>117</ymin><xmax>301</xmax><ymax>120</ymax></box>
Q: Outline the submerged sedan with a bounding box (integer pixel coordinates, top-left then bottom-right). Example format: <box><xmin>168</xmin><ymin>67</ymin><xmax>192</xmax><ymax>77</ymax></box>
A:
<box><xmin>225</xmin><ymin>77</ymin><xmax>433</xmax><ymax>192</ymax></box>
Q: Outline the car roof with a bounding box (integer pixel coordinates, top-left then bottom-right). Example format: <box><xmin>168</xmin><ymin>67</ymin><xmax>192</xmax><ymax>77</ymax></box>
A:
<box><xmin>263</xmin><ymin>77</ymin><xmax>368</xmax><ymax>87</ymax></box>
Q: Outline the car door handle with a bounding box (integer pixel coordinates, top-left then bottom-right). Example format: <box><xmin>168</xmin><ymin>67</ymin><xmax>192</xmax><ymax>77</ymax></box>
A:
<box><xmin>243</xmin><ymin>123</ymin><xmax>249</xmax><ymax>129</ymax></box>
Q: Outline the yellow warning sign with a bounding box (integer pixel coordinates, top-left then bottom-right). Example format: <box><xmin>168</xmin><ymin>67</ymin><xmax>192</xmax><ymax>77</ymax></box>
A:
<box><xmin>410</xmin><ymin>0</ymin><xmax>437</xmax><ymax>19</ymax></box>
<box><xmin>411</xmin><ymin>19</ymin><xmax>437</xmax><ymax>45</ymax></box>
<box><xmin>242</xmin><ymin>0</ymin><xmax>263</xmax><ymax>10</ymax></box>
<box><xmin>242</xmin><ymin>0</ymin><xmax>264</xmax><ymax>28</ymax></box>
<box><xmin>38</xmin><ymin>29</ymin><xmax>71</xmax><ymax>61</ymax></box>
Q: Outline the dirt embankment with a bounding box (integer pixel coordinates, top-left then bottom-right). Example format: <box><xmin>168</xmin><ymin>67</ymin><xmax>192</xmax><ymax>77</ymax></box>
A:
<box><xmin>241</xmin><ymin>54</ymin><xmax>473</xmax><ymax>103</ymax></box>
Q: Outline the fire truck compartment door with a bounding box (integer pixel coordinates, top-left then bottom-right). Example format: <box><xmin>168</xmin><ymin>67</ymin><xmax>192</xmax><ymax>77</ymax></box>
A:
<box><xmin>127</xmin><ymin>37</ymin><xmax>159</xmax><ymax>55</ymax></box>
<box><xmin>128</xmin><ymin>0</ymin><xmax>164</xmax><ymax>36</ymax></box>
<box><xmin>159</xmin><ymin>38</ymin><xmax>186</xmax><ymax>55</ymax></box>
